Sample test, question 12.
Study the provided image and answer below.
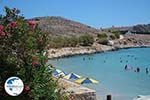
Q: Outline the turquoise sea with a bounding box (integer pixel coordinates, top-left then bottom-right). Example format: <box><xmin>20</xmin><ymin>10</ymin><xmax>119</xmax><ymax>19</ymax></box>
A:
<box><xmin>48</xmin><ymin>48</ymin><xmax>150</xmax><ymax>100</ymax></box>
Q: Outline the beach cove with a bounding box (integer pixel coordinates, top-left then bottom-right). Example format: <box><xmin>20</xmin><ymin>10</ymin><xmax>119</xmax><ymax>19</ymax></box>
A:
<box><xmin>48</xmin><ymin>34</ymin><xmax>150</xmax><ymax>59</ymax></box>
<box><xmin>48</xmin><ymin>47</ymin><xmax>150</xmax><ymax>100</ymax></box>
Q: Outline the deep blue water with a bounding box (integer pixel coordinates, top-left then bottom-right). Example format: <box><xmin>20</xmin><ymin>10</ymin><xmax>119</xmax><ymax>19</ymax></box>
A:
<box><xmin>48</xmin><ymin>48</ymin><xmax>150</xmax><ymax>100</ymax></box>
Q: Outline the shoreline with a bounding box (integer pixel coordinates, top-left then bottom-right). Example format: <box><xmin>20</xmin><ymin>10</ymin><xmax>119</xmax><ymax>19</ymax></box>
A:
<box><xmin>48</xmin><ymin>34</ymin><xmax>150</xmax><ymax>59</ymax></box>
<box><xmin>48</xmin><ymin>34</ymin><xmax>150</xmax><ymax>100</ymax></box>
<box><xmin>49</xmin><ymin>45</ymin><xmax>150</xmax><ymax>100</ymax></box>
<box><xmin>48</xmin><ymin>44</ymin><xmax>150</xmax><ymax>59</ymax></box>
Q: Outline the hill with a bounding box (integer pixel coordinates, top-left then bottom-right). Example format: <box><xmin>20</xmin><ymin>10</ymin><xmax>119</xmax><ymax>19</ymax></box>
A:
<box><xmin>31</xmin><ymin>16</ymin><xmax>100</xmax><ymax>36</ymax></box>
<box><xmin>104</xmin><ymin>24</ymin><xmax>150</xmax><ymax>34</ymax></box>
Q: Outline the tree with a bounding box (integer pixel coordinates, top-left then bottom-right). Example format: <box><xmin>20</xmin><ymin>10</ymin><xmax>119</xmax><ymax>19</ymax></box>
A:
<box><xmin>0</xmin><ymin>7</ymin><xmax>65</xmax><ymax>100</ymax></box>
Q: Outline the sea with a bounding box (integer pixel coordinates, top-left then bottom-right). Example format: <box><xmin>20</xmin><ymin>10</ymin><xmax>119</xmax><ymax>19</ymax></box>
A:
<box><xmin>48</xmin><ymin>48</ymin><xmax>150</xmax><ymax>100</ymax></box>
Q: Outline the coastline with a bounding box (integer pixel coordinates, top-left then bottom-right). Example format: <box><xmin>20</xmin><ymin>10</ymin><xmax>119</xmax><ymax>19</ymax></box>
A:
<box><xmin>49</xmin><ymin>45</ymin><xmax>150</xmax><ymax>100</ymax></box>
<box><xmin>48</xmin><ymin>34</ymin><xmax>150</xmax><ymax>59</ymax></box>
<box><xmin>48</xmin><ymin>34</ymin><xmax>150</xmax><ymax>100</ymax></box>
<box><xmin>48</xmin><ymin>43</ymin><xmax>150</xmax><ymax>59</ymax></box>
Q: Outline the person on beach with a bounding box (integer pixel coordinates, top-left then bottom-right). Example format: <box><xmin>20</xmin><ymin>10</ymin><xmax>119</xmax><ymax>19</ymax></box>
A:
<box><xmin>137</xmin><ymin>67</ymin><xmax>140</xmax><ymax>72</ymax></box>
<box><xmin>146</xmin><ymin>68</ymin><xmax>149</xmax><ymax>74</ymax></box>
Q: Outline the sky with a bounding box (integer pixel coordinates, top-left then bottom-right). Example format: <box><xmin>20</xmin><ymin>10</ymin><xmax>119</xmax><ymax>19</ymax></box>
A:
<box><xmin>0</xmin><ymin>0</ymin><xmax>150</xmax><ymax>28</ymax></box>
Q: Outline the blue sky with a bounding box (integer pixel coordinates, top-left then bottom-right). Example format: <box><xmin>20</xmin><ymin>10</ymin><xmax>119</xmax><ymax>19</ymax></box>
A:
<box><xmin>0</xmin><ymin>0</ymin><xmax>150</xmax><ymax>28</ymax></box>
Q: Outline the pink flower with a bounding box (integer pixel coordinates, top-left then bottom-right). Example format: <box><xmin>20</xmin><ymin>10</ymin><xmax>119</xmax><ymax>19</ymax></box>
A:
<box><xmin>28</xmin><ymin>20</ymin><xmax>37</xmax><ymax>29</ymax></box>
<box><xmin>0</xmin><ymin>25</ymin><xmax>6</xmax><ymax>36</ymax></box>
<box><xmin>24</xmin><ymin>85</ymin><xmax>30</xmax><ymax>92</ymax></box>
<box><xmin>0</xmin><ymin>32</ymin><xmax>6</xmax><ymax>36</ymax></box>
<box><xmin>0</xmin><ymin>25</ymin><xmax>4</xmax><ymax>31</ymax></box>
<box><xmin>8</xmin><ymin>22</ymin><xmax>17</xmax><ymax>28</ymax></box>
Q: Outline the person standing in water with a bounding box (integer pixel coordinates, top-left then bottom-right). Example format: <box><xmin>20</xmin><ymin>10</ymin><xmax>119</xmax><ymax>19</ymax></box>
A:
<box><xmin>125</xmin><ymin>65</ymin><xmax>128</xmax><ymax>70</ymax></box>
<box><xmin>137</xmin><ymin>67</ymin><xmax>140</xmax><ymax>72</ymax></box>
<box><xmin>146</xmin><ymin>68</ymin><xmax>149</xmax><ymax>74</ymax></box>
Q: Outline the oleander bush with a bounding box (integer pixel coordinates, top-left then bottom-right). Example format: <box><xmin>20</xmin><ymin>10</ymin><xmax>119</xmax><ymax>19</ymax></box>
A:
<box><xmin>0</xmin><ymin>7</ymin><xmax>66</xmax><ymax>100</ymax></box>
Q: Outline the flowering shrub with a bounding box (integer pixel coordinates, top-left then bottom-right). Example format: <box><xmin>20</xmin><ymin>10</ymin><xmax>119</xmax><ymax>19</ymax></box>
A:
<box><xmin>0</xmin><ymin>7</ymin><xmax>65</xmax><ymax>100</ymax></box>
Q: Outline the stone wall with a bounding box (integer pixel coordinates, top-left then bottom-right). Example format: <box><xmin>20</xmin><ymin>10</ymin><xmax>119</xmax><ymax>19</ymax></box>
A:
<box><xmin>68</xmin><ymin>91</ymin><xmax>97</xmax><ymax>100</ymax></box>
<box><xmin>58</xmin><ymin>78</ymin><xmax>97</xmax><ymax>100</ymax></box>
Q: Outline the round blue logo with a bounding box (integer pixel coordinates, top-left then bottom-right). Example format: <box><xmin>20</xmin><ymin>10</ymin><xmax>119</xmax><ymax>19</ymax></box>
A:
<box><xmin>4</xmin><ymin>76</ymin><xmax>24</xmax><ymax>96</ymax></box>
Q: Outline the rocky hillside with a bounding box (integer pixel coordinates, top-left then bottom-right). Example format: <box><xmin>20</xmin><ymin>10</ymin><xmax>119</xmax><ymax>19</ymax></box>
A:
<box><xmin>31</xmin><ymin>16</ymin><xmax>100</xmax><ymax>36</ymax></box>
<box><xmin>131</xmin><ymin>24</ymin><xmax>150</xmax><ymax>33</ymax></box>
<box><xmin>30</xmin><ymin>16</ymin><xmax>150</xmax><ymax>35</ymax></box>
<box><xmin>105</xmin><ymin>24</ymin><xmax>150</xmax><ymax>34</ymax></box>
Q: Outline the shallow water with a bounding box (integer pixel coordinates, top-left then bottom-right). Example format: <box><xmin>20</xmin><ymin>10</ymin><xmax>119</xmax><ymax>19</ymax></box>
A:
<box><xmin>48</xmin><ymin>48</ymin><xmax>150</xmax><ymax>100</ymax></box>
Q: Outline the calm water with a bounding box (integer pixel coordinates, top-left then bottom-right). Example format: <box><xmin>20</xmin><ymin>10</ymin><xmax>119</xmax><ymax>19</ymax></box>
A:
<box><xmin>48</xmin><ymin>48</ymin><xmax>150</xmax><ymax>100</ymax></box>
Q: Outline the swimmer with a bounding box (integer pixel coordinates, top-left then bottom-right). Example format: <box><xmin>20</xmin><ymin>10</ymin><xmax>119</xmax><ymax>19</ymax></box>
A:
<box><xmin>125</xmin><ymin>65</ymin><xmax>128</xmax><ymax>70</ymax></box>
<box><xmin>137</xmin><ymin>67</ymin><xmax>140</xmax><ymax>72</ymax></box>
<box><xmin>146</xmin><ymin>68</ymin><xmax>149</xmax><ymax>74</ymax></box>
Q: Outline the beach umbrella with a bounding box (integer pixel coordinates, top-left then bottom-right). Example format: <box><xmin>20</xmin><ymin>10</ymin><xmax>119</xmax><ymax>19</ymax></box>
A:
<box><xmin>64</xmin><ymin>73</ymin><xmax>81</xmax><ymax>80</ymax></box>
<box><xmin>75</xmin><ymin>77</ymin><xmax>99</xmax><ymax>84</ymax></box>
<box><xmin>53</xmin><ymin>69</ymin><xmax>66</xmax><ymax>77</ymax></box>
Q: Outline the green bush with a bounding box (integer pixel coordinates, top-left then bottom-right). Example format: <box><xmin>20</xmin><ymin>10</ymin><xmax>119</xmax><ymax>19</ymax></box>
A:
<box><xmin>79</xmin><ymin>34</ymin><xmax>94</xmax><ymax>46</ymax></box>
<box><xmin>67</xmin><ymin>36</ymin><xmax>79</xmax><ymax>47</ymax></box>
<box><xmin>112</xmin><ymin>31</ymin><xmax>120</xmax><ymax>39</ymax></box>
<box><xmin>97</xmin><ymin>38</ymin><xmax>108</xmax><ymax>45</ymax></box>
<box><xmin>97</xmin><ymin>33</ymin><xmax>107</xmax><ymax>38</ymax></box>
<box><xmin>49</xmin><ymin>36</ymin><xmax>79</xmax><ymax>48</ymax></box>
<box><xmin>110</xmin><ymin>34</ymin><xmax>116</xmax><ymax>40</ymax></box>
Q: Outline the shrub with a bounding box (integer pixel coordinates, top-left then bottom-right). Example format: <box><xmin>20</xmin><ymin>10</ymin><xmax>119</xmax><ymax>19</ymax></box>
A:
<box><xmin>49</xmin><ymin>36</ymin><xmax>79</xmax><ymax>48</ymax></box>
<box><xmin>79</xmin><ymin>34</ymin><xmax>94</xmax><ymax>46</ymax></box>
<box><xmin>110</xmin><ymin>34</ymin><xmax>116</xmax><ymax>40</ymax></box>
<box><xmin>0</xmin><ymin>7</ymin><xmax>65</xmax><ymax>100</ymax></box>
<box><xmin>112</xmin><ymin>31</ymin><xmax>120</xmax><ymax>39</ymax></box>
<box><xmin>97</xmin><ymin>38</ymin><xmax>108</xmax><ymax>45</ymax></box>
<box><xmin>97</xmin><ymin>33</ymin><xmax>107</xmax><ymax>38</ymax></box>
